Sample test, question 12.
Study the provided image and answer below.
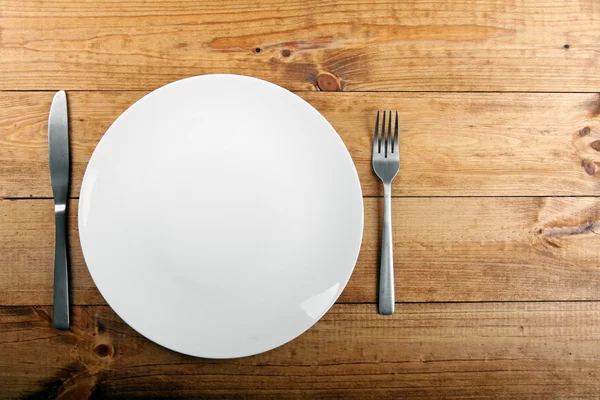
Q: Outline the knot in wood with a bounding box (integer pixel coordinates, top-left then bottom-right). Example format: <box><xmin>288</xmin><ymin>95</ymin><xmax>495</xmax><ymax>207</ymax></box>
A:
<box><xmin>316</xmin><ymin>73</ymin><xmax>341</xmax><ymax>91</ymax></box>
<box><xmin>93</xmin><ymin>343</ymin><xmax>113</xmax><ymax>358</ymax></box>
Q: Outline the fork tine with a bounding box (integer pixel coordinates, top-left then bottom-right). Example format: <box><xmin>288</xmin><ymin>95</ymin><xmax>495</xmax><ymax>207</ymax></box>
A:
<box><xmin>386</xmin><ymin>110</ymin><xmax>392</xmax><ymax>157</ymax></box>
<box><xmin>373</xmin><ymin>110</ymin><xmax>380</xmax><ymax>155</ymax></box>
<box><xmin>381</xmin><ymin>110</ymin><xmax>387</xmax><ymax>155</ymax></box>
<box><xmin>393</xmin><ymin>110</ymin><xmax>399</xmax><ymax>154</ymax></box>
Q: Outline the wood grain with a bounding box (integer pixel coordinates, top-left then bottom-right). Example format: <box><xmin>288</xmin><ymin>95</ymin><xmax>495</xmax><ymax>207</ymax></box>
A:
<box><xmin>1</xmin><ymin>0</ymin><xmax>599</xmax><ymax>92</ymax></box>
<box><xmin>1</xmin><ymin>303</ymin><xmax>599</xmax><ymax>399</ymax></box>
<box><xmin>2</xmin><ymin>91</ymin><xmax>600</xmax><ymax>199</ymax></box>
<box><xmin>2</xmin><ymin>197</ymin><xmax>599</xmax><ymax>306</ymax></box>
<box><xmin>3</xmin><ymin>1</ymin><xmax>600</xmax><ymax>396</ymax></box>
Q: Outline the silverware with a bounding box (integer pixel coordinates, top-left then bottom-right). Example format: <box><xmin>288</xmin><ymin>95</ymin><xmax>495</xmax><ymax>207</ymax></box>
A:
<box><xmin>372</xmin><ymin>110</ymin><xmax>399</xmax><ymax>316</ymax></box>
<box><xmin>48</xmin><ymin>90</ymin><xmax>70</xmax><ymax>330</ymax></box>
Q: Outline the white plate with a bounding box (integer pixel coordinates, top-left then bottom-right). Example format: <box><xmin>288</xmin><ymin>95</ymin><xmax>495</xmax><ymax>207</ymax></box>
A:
<box><xmin>79</xmin><ymin>74</ymin><xmax>363</xmax><ymax>358</ymax></box>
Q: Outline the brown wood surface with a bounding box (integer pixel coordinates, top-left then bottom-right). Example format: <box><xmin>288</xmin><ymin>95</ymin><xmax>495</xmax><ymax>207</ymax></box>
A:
<box><xmin>2</xmin><ymin>0</ymin><xmax>600</xmax><ymax>398</ymax></box>
<box><xmin>2</xmin><ymin>91</ymin><xmax>600</xmax><ymax>199</ymax></box>
<box><xmin>1</xmin><ymin>0</ymin><xmax>600</xmax><ymax>92</ymax></box>
<box><xmin>1</xmin><ymin>303</ymin><xmax>600</xmax><ymax>399</ymax></box>
<box><xmin>2</xmin><ymin>197</ymin><xmax>600</xmax><ymax>306</ymax></box>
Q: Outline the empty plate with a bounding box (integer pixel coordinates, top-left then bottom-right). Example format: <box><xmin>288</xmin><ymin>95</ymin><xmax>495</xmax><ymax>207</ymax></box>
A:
<box><xmin>79</xmin><ymin>74</ymin><xmax>363</xmax><ymax>358</ymax></box>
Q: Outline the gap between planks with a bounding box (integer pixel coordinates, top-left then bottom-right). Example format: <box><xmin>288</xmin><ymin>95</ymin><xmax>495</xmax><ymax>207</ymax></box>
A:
<box><xmin>7</xmin><ymin>300</ymin><xmax>600</xmax><ymax>308</ymax></box>
<box><xmin>5</xmin><ymin>195</ymin><xmax>600</xmax><ymax>200</ymax></box>
<box><xmin>1</xmin><ymin>90</ymin><xmax>600</xmax><ymax>94</ymax></box>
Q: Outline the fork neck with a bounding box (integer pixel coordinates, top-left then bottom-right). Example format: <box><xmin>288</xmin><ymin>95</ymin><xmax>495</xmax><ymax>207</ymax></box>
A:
<box><xmin>383</xmin><ymin>182</ymin><xmax>392</xmax><ymax>198</ymax></box>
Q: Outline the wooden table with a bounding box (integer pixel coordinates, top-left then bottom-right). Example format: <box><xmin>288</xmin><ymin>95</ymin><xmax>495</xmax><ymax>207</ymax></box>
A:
<box><xmin>1</xmin><ymin>0</ymin><xmax>600</xmax><ymax>398</ymax></box>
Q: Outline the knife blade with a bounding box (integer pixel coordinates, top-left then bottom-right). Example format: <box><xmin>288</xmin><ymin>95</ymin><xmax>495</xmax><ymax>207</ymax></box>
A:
<box><xmin>48</xmin><ymin>90</ymin><xmax>70</xmax><ymax>330</ymax></box>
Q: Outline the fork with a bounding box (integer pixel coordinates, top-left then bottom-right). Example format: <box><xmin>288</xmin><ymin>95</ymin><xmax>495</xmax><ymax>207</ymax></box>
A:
<box><xmin>372</xmin><ymin>110</ymin><xmax>399</xmax><ymax>316</ymax></box>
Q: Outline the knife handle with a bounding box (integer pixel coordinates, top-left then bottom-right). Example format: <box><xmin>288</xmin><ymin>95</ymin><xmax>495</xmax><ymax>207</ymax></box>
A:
<box><xmin>53</xmin><ymin>207</ymin><xmax>70</xmax><ymax>330</ymax></box>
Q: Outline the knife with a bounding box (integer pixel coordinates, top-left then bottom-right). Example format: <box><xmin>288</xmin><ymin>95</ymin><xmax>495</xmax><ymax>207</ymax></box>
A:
<box><xmin>48</xmin><ymin>90</ymin><xmax>70</xmax><ymax>330</ymax></box>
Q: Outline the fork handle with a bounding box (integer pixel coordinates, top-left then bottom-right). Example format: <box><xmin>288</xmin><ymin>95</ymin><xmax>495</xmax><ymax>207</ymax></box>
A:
<box><xmin>379</xmin><ymin>183</ymin><xmax>395</xmax><ymax>315</ymax></box>
<box><xmin>53</xmin><ymin>207</ymin><xmax>70</xmax><ymax>330</ymax></box>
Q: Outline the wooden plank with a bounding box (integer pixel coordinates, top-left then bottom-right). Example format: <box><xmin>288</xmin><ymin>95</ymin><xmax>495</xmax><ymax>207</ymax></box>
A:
<box><xmin>1</xmin><ymin>0</ymin><xmax>599</xmax><ymax>92</ymax></box>
<box><xmin>1</xmin><ymin>303</ymin><xmax>599</xmax><ymax>399</ymax></box>
<box><xmin>2</xmin><ymin>197</ymin><xmax>599</xmax><ymax>306</ymax></box>
<box><xmin>2</xmin><ymin>91</ymin><xmax>600</xmax><ymax>199</ymax></box>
